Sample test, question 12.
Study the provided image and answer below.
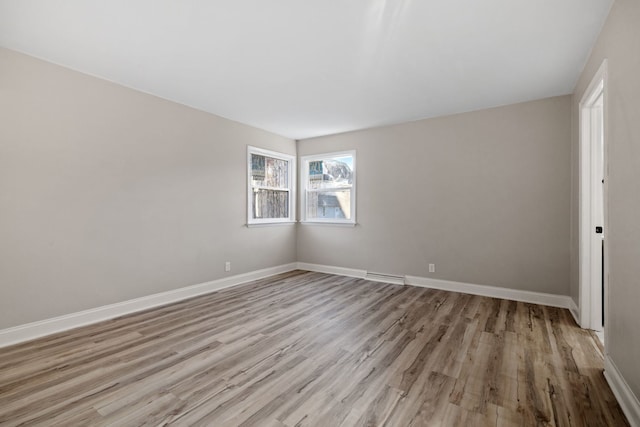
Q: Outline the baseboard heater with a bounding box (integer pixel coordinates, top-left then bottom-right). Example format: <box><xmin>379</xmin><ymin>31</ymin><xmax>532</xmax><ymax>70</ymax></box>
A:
<box><xmin>365</xmin><ymin>272</ymin><xmax>405</xmax><ymax>285</ymax></box>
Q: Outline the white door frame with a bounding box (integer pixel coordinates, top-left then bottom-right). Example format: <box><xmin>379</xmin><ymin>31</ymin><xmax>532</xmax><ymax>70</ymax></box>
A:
<box><xmin>578</xmin><ymin>59</ymin><xmax>608</xmax><ymax>333</ymax></box>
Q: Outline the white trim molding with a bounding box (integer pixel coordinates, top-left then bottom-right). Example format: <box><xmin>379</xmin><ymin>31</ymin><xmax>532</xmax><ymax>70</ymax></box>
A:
<box><xmin>568</xmin><ymin>298</ymin><xmax>580</xmax><ymax>325</ymax></box>
<box><xmin>0</xmin><ymin>262</ymin><xmax>581</xmax><ymax>351</ymax></box>
<box><xmin>0</xmin><ymin>263</ymin><xmax>298</xmax><ymax>349</ymax></box>
<box><xmin>295</xmin><ymin>263</ymin><xmax>575</xmax><ymax>310</ymax></box>
<box><xmin>578</xmin><ymin>58</ymin><xmax>609</xmax><ymax>331</ymax></box>
<box><xmin>605</xmin><ymin>356</ymin><xmax>640</xmax><ymax>427</ymax></box>
<box><xmin>296</xmin><ymin>262</ymin><xmax>366</xmax><ymax>279</ymax></box>
<box><xmin>404</xmin><ymin>276</ymin><xmax>575</xmax><ymax>309</ymax></box>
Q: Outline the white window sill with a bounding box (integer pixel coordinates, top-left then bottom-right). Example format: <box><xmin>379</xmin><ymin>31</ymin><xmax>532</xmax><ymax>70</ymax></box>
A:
<box><xmin>246</xmin><ymin>221</ymin><xmax>296</xmax><ymax>228</ymax></box>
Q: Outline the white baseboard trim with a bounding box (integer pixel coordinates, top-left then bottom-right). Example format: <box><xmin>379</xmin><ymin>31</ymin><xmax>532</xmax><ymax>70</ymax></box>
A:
<box><xmin>0</xmin><ymin>262</ymin><xmax>579</xmax><ymax>349</ymax></box>
<box><xmin>296</xmin><ymin>262</ymin><xmax>366</xmax><ymax>279</ymax></box>
<box><xmin>605</xmin><ymin>356</ymin><xmax>640</xmax><ymax>427</ymax></box>
<box><xmin>295</xmin><ymin>263</ymin><xmax>574</xmax><ymax>310</ymax></box>
<box><xmin>0</xmin><ymin>263</ymin><xmax>298</xmax><ymax>349</ymax></box>
<box><xmin>404</xmin><ymin>275</ymin><xmax>574</xmax><ymax>309</ymax></box>
<box><xmin>568</xmin><ymin>298</ymin><xmax>580</xmax><ymax>325</ymax></box>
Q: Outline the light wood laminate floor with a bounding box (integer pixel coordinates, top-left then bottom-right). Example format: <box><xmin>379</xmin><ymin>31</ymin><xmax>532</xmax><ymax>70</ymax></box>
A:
<box><xmin>0</xmin><ymin>270</ymin><xmax>629</xmax><ymax>426</ymax></box>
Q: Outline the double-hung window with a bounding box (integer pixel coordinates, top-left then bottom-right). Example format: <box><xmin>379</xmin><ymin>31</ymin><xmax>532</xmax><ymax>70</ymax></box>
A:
<box><xmin>247</xmin><ymin>146</ymin><xmax>295</xmax><ymax>225</ymax></box>
<box><xmin>301</xmin><ymin>151</ymin><xmax>356</xmax><ymax>225</ymax></box>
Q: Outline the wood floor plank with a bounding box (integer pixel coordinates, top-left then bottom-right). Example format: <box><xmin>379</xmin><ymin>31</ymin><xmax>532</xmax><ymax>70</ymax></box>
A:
<box><xmin>0</xmin><ymin>270</ymin><xmax>630</xmax><ymax>426</ymax></box>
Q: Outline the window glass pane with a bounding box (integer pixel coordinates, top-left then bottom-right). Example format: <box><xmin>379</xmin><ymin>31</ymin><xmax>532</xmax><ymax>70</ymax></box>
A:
<box><xmin>306</xmin><ymin>189</ymin><xmax>351</xmax><ymax>220</ymax></box>
<box><xmin>251</xmin><ymin>154</ymin><xmax>288</xmax><ymax>188</ymax></box>
<box><xmin>308</xmin><ymin>156</ymin><xmax>353</xmax><ymax>190</ymax></box>
<box><xmin>252</xmin><ymin>189</ymin><xmax>289</xmax><ymax>219</ymax></box>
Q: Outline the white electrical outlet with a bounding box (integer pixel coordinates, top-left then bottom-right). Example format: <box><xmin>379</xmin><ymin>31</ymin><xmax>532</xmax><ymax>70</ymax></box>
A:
<box><xmin>429</xmin><ymin>263</ymin><xmax>435</xmax><ymax>273</ymax></box>
<box><xmin>225</xmin><ymin>261</ymin><xmax>231</xmax><ymax>272</ymax></box>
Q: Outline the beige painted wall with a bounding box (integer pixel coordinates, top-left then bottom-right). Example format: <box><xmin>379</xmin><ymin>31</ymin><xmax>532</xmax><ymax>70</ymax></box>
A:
<box><xmin>570</xmin><ymin>0</ymin><xmax>640</xmax><ymax>400</ymax></box>
<box><xmin>0</xmin><ymin>48</ymin><xmax>296</xmax><ymax>329</ymax></box>
<box><xmin>297</xmin><ymin>96</ymin><xmax>571</xmax><ymax>295</ymax></box>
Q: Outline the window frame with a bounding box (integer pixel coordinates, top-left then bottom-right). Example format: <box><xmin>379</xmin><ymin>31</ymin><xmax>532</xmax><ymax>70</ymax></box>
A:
<box><xmin>300</xmin><ymin>150</ymin><xmax>356</xmax><ymax>225</ymax></box>
<box><xmin>247</xmin><ymin>146</ymin><xmax>296</xmax><ymax>226</ymax></box>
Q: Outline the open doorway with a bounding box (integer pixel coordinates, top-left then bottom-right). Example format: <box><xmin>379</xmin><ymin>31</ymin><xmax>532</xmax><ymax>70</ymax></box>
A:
<box><xmin>579</xmin><ymin>60</ymin><xmax>607</xmax><ymax>342</ymax></box>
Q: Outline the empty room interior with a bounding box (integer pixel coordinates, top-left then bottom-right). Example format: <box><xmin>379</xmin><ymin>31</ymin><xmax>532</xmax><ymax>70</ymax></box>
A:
<box><xmin>1</xmin><ymin>0</ymin><xmax>639</xmax><ymax>426</ymax></box>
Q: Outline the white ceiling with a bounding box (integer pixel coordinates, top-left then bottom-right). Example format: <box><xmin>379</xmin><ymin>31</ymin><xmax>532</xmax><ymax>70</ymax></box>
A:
<box><xmin>0</xmin><ymin>0</ymin><xmax>612</xmax><ymax>139</ymax></box>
